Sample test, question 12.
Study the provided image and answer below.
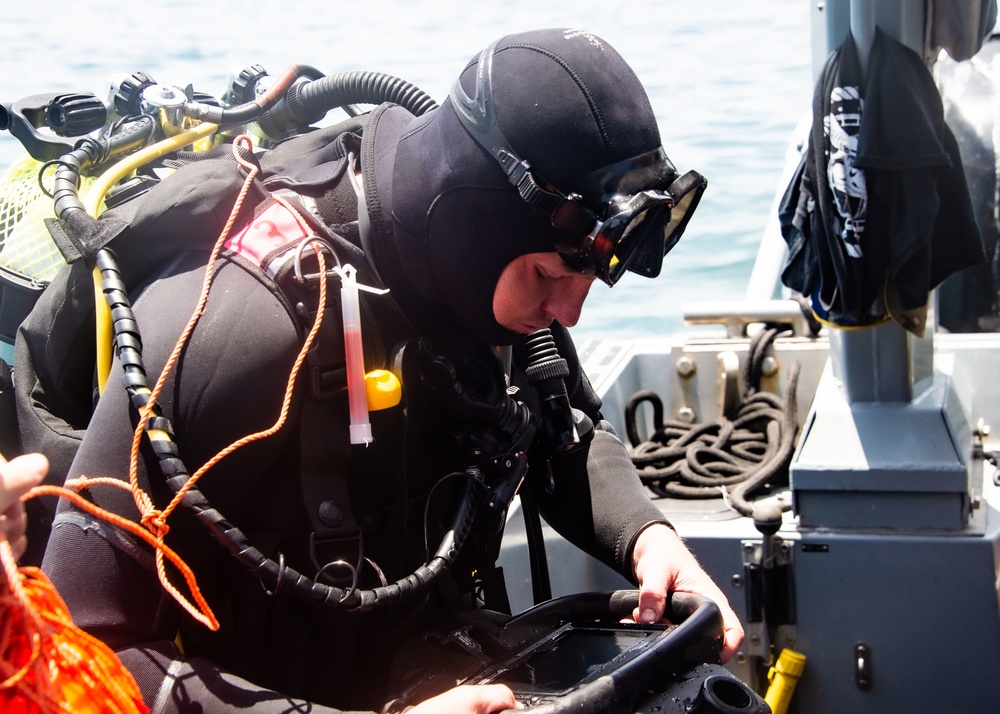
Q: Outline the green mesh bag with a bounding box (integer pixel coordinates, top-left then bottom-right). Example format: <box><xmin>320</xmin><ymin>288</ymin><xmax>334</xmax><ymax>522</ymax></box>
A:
<box><xmin>0</xmin><ymin>156</ymin><xmax>66</xmax><ymax>360</ymax></box>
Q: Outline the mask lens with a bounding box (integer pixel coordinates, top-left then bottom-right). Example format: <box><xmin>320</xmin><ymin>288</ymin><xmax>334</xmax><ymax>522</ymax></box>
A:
<box><xmin>605</xmin><ymin>202</ymin><xmax>673</xmax><ymax>283</ymax></box>
<box><xmin>606</xmin><ymin>171</ymin><xmax>708</xmax><ymax>283</ymax></box>
<box><xmin>660</xmin><ymin>171</ymin><xmax>707</xmax><ymax>256</ymax></box>
<box><xmin>547</xmin><ymin>165</ymin><xmax>707</xmax><ymax>286</ymax></box>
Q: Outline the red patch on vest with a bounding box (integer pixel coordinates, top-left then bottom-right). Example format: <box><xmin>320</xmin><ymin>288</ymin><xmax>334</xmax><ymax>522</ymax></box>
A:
<box><xmin>224</xmin><ymin>202</ymin><xmax>309</xmax><ymax>268</ymax></box>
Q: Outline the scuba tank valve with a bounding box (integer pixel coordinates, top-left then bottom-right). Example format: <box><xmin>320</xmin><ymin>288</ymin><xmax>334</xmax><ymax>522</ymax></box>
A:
<box><xmin>139</xmin><ymin>83</ymin><xmax>189</xmax><ymax>136</ymax></box>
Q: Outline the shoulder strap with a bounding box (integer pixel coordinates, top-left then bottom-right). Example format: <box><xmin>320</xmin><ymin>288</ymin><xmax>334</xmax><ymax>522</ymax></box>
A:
<box><xmin>223</xmin><ymin>188</ymin><xmax>382</xmax><ymax>578</ymax></box>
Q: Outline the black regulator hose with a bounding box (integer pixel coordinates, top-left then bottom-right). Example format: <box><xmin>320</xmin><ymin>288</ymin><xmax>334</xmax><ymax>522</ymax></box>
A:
<box><xmin>182</xmin><ymin>64</ymin><xmax>306</xmax><ymax>127</ymax></box>
<box><xmin>522</xmin><ymin>328</ymin><xmax>592</xmax><ymax>453</ymax></box>
<box><xmin>47</xmin><ymin>115</ymin><xmax>157</xmax><ymax>219</ymax></box>
<box><xmin>182</xmin><ymin>64</ymin><xmax>438</xmax><ymax>135</ymax></box>
<box><xmin>518</xmin><ymin>328</ymin><xmax>595</xmax><ymax>606</ymax></box>
<box><xmin>295</xmin><ymin>70</ymin><xmax>439</xmax><ymax>118</ymax></box>
<box><xmin>255</xmin><ymin>70</ymin><xmax>439</xmax><ymax>139</ymax></box>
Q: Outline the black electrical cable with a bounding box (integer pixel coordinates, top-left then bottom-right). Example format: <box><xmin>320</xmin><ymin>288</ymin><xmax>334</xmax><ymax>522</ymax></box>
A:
<box><xmin>624</xmin><ymin>326</ymin><xmax>799</xmax><ymax>513</ymax></box>
<box><xmin>421</xmin><ymin>469</ymin><xmax>488</xmax><ymax>563</ymax></box>
<box><xmin>518</xmin><ymin>484</ymin><xmax>552</xmax><ymax>605</ymax></box>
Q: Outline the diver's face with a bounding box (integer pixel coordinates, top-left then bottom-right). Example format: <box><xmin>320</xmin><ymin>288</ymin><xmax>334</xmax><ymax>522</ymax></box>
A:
<box><xmin>493</xmin><ymin>252</ymin><xmax>596</xmax><ymax>334</ymax></box>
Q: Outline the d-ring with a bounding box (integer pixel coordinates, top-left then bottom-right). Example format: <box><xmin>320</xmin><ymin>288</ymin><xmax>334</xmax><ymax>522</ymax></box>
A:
<box><xmin>293</xmin><ymin>236</ymin><xmax>340</xmax><ymax>283</ymax></box>
<box><xmin>316</xmin><ymin>560</ymin><xmax>360</xmax><ymax>604</ymax></box>
<box><xmin>364</xmin><ymin>557</ymin><xmax>389</xmax><ymax>588</ymax></box>
<box><xmin>261</xmin><ymin>552</ymin><xmax>287</xmax><ymax>596</ymax></box>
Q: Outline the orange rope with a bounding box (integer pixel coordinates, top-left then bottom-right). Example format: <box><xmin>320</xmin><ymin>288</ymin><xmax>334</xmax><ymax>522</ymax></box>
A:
<box><xmin>26</xmin><ymin>482</ymin><xmax>218</xmax><ymax>631</ymax></box>
<box><xmin>0</xmin><ymin>542</ymin><xmax>47</xmax><ymax>707</ymax></box>
<box><xmin>66</xmin><ymin>134</ymin><xmax>329</xmax><ymax>629</ymax></box>
<box><xmin>162</xmin><ymin>190</ymin><xmax>328</xmax><ymax>515</ymax></box>
<box><xmin>116</xmin><ymin>141</ymin><xmax>330</xmax><ymax>628</ymax></box>
<box><xmin>1</xmin><ymin>135</ymin><xmax>335</xmax><ymax>710</ymax></box>
<box><xmin>124</xmin><ymin>135</ymin><xmax>264</xmax><ymax>525</ymax></box>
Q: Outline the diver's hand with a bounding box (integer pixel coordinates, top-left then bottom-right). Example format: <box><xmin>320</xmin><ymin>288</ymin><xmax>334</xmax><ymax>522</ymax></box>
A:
<box><xmin>408</xmin><ymin>684</ymin><xmax>520</xmax><ymax>713</ymax></box>
<box><xmin>631</xmin><ymin>523</ymin><xmax>744</xmax><ymax>663</ymax></box>
<box><xmin>0</xmin><ymin>453</ymin><xmax>47</xmax><ymax>561</ymax></box>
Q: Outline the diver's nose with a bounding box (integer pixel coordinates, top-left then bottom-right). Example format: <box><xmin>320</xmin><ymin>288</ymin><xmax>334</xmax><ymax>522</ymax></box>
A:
<box><xmin>542</xmin><ymin>275</ymin><xmax>594</xmax><ymax>327</ymax></box>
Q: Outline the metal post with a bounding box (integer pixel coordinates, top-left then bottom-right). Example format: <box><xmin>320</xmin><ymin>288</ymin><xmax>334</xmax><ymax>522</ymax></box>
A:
<box><xmin>792</xmin><ymin>0</ymin><xmax>970</xmax><ymax>531</ymax></box>
<box><xmin>827</xmin><ymin>0</ymin><xmax>934</xmax><ymax>404</ymax></box>
<box><xmin>850</xmin><ymin>0</ymin><xmax>876</xmax><ymax>73</ymax></box>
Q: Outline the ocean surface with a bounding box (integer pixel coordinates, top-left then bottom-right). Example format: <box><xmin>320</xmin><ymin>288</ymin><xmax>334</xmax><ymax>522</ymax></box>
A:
<box><xmin>0</xmin><ymin>0</ymin><xmax>813</xmax><ymax>343</ymax></box>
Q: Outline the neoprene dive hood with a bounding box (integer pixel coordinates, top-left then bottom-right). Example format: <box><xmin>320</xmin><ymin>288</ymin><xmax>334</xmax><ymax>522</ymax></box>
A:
<box><xmin>365</xmin><ymin>28</ymin><xmax>702</xmax><ymax>346</ymax></box>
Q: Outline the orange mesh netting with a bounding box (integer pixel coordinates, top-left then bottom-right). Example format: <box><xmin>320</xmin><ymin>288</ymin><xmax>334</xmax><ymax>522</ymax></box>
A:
<box><xmin>0</xmin><ymin>542</ymin><xmax>148</xmax><ymax>714</ymax></box>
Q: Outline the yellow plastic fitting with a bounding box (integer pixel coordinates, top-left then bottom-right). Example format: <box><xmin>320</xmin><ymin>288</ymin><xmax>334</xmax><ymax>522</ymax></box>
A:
<box><xmin>365</xmin><ymin>369</ymin><xmax>402</xmax><ymax>410</ymax></box>
<box><xmin>764</xmin><ymin>648</ymin><xmax>806</xmax><ymax>714</ymax></box>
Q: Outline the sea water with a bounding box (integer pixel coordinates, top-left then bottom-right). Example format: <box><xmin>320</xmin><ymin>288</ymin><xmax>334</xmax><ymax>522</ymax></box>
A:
<box><xmin>0</xmin><ymin>0</ymin><xmax>813</xmax><ymax>343</ymax></box>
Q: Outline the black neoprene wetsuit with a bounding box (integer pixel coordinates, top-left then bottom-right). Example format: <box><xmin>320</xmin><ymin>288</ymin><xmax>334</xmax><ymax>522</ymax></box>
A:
<box><xmin>34</xmin><ymin>123</ymin><xmax>670</xmax><ymax>714</ymax></box>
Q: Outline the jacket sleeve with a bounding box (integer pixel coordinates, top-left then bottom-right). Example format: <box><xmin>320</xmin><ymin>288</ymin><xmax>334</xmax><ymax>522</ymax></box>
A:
<box><xmin>524</xmin><ymin>324</ymin><xmax>670</xmax><ymax>581</ymax></box>
<box><xmin>40</xmin><ymin>256</ymin><xmax>374</xmax><ymax>714</ymax></box>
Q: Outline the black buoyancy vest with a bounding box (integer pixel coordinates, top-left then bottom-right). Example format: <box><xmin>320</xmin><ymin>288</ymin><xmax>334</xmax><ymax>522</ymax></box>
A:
<box><xmin>12</xmin><ymin>116</ymin><xmax>414</xmax><ymax>565</ymax></box>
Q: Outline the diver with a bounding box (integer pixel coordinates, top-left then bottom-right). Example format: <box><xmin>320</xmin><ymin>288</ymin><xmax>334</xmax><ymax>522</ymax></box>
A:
<box><xmin>31</xmin><ymin>28</ymin><xmax>743</xmax><ymax>713</ymax></box>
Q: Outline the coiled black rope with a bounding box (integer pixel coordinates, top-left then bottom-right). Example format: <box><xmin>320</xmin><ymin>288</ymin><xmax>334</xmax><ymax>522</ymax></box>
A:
<box><xmin>625</xmin><ymin>326</ymin><xmax>800</xmax><ymax>515</ymax></box>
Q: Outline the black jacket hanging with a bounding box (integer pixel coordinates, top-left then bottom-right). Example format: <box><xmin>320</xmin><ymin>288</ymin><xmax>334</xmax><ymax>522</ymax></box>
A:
<box><xmin>780</xmin><ymin>28</ymin><xmax>985</xmax><ymax>335</ymax></box>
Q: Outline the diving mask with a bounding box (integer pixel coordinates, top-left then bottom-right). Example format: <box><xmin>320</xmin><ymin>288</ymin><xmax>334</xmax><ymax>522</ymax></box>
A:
<box><xmin>449</xmin><ymin>39</ymin><xmax>707</xmax><ymax>285</ymax></box>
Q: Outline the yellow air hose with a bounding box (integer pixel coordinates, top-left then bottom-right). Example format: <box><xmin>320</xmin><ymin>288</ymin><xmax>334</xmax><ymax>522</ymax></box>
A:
<box><xmin>764</xmin><ymin>648</ymin><xmax>806</xmax><ymax>714</ymax></box>
<box><xmin>85</xmin><ymin>122</ymin><xmax>219</xmax><ymax>394</ymax></box>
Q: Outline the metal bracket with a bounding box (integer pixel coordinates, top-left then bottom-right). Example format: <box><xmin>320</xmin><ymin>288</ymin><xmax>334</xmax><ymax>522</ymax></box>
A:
<box><xmin>741</xmin><ymin>538</ymin><xmax>797</xmax><ymax>662</ymax></box>
<box><xmin>741</xmin><ymin>538</ymin><xmax>794</xmax><ymax>570</ymax></box>
<box><xmin>717</xmin><ymin>351</ymin><xmax>741</xmax><ymax>418</ymax></box>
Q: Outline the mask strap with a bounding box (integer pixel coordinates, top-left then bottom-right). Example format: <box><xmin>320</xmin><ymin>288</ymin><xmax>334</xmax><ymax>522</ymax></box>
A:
<box><xmin>449</xmin><ymin>41</ymin><xmax>582</xmax><ymax>218</ymax></box>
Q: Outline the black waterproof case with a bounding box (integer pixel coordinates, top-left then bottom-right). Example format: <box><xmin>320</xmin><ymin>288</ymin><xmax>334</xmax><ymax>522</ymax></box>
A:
<box><xmin>465</xmin><ymin>590</ymin><xmax>768</xmax><ymax>714</ymax></box>
<box><xmin>470</xmin><ymin>620</ymin><xmax>683</xmax><ymax>707</ymax></box>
